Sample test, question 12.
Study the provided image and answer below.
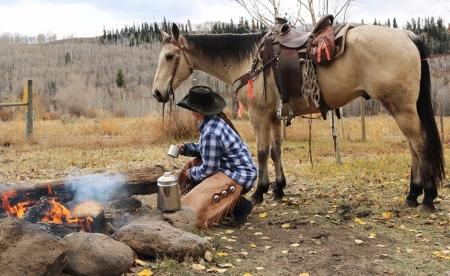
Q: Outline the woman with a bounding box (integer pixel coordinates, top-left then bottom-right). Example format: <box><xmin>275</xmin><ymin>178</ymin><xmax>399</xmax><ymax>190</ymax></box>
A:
<box><xmin>175</xmin><ymin>86</ymin><xmax>257</xmax><ymax>229</ymax></box>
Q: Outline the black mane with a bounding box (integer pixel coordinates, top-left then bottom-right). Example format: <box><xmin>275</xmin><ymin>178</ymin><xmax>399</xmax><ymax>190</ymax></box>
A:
<box><xmin>183</xmin><ymin>32</ymin><xmax>266</xmax><ymax>64</ymax></box>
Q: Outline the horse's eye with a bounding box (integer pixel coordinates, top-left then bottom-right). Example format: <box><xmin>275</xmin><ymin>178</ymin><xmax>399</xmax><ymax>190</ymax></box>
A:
<box><xmin>166</xmin><ymin>54</ymin><xmax>174</xmax><ymax>61</ymax></box>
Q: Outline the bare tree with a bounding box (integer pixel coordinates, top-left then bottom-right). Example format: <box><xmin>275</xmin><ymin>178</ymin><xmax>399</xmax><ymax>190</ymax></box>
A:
<box><xmin>234</xmin><ymin>0</ymin><xmax>354</xmax><ymax>30</ymax></box>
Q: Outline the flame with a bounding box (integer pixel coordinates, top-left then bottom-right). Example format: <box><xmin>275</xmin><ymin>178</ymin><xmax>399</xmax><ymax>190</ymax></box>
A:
<box><xmin>1</xmin><ymin>185</ymin><xmax>93</xmax><ymax>232</ymax></box>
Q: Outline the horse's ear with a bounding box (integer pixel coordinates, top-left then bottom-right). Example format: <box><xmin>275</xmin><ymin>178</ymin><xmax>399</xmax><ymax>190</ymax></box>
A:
<box><xmin>161</xmin><ymin>30</ymin><xmax>170</xmax><ymax>40</ymax></box>
<box><xmin>171</xmin><ymin>23</ymin><xmax>180</xmax><ymax>41</ymax></box>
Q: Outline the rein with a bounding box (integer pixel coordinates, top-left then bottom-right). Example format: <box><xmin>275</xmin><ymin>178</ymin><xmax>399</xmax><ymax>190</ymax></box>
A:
<box><xmin>167</xmin><ymin>37</ymin><xmax>193</xmax><ymax>100</ymax></box>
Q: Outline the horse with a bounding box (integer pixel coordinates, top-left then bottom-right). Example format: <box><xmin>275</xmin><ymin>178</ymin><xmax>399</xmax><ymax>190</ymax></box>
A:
<box><xmin>152</xmin><ymin>23</ymin><xmax>445</xmax><ymax>211</ymax></box>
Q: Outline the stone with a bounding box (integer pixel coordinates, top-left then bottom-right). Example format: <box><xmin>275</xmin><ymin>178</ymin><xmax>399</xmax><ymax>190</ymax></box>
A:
<box><xmin>115</xmin><ymin>220</ymin><xmax>211</xmax><ymax>260</ymax></box>
<box><xmin>0</xmin><ymin>217</ymin><xmax>67</xmax><ymax>276</ymax></box>
<box><xmin>63</xmin><ymin>231</ymin><xmax>134</xmax><ymax>276</ymax></box>
<box><xmin>161</xmin><ymin>206</ymin><xmax>197</xmax><ymax>231</ymax></box>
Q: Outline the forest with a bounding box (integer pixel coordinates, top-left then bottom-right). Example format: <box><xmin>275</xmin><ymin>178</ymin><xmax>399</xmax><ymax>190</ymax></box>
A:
<box><xmin>0</xmin><ymin>16</ymin><xmax>449</xmax><ymax>120</ymax></box>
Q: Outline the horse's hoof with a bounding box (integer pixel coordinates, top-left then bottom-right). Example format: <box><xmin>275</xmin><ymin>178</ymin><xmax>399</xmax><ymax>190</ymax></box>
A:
<box><xmin>250</xmin><ymin>196</ymin><xmax>263</xmax><ymax>204</ymax></box>
<box><xmin>401</xmin><ymin>199</ymin><xmax>419</xmax><ymax>208</ymax></box>
<box><xmin>419</xmin><ymin>204</ymin><xmax>435</xmax><ymax>212</ymax></box>
<box><xmin>268</xmin><ymin>191</ymin><xmax>284</xmax><ymax>201</ymax></box>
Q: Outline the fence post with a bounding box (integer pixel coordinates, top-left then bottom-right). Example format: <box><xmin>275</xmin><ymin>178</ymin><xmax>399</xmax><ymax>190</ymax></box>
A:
<box><xmin>360</xmin><ymin>97</ymin><xmax>366</xmax><ymax>141</ymax></box>
<box><xmin>26</xmin><ymin>80</ymin><xmax>33</xmax><ymax>137</ymax></box>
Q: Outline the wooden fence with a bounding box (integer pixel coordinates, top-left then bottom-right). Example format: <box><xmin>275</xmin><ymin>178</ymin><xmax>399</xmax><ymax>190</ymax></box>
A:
<box><xmin>0</xmin><ymin>80</ymin><xmax>33</xmax><ymax>137</ymax></box>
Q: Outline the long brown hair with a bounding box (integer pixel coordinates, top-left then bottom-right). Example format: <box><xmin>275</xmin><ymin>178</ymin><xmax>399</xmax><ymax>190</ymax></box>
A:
<box><xmin>217</xmin><ymin>111</ymin><xmax>240</xmax><ymax>137</ymax></box>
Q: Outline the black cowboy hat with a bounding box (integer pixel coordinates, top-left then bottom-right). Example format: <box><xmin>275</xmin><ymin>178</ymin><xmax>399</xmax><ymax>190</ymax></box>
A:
<box><xmin>177</xmin><ymin>86</ymin><xmax>227</xmax><ymax>115</ymax></box>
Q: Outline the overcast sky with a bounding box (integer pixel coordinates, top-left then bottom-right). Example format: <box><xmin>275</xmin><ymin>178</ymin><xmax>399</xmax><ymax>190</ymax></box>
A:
<box><xmin>0</xmin><ymin>0</ymin><xmax>449</xmax><ymax>39</ymax></box>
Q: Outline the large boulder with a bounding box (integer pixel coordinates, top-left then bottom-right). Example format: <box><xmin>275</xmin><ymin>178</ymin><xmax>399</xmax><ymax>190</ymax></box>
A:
<box><xmin>63</xmin><ymin>231</ymin><xmax>135</xmax><ymax>276</ymax></box>
<box><xmin>115</xmin><ymin>220</ymin><xmax>211</xmax><ymax>259</ymax></box>
<box><xmin>0</xmin><ymin>217</ymin><xmax>67</xmax><ymax>276</ymax></box>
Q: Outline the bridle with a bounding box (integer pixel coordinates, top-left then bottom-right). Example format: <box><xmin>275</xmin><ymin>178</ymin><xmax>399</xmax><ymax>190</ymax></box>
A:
<box><xmin>166</xmin><ymin>36</ymin><xmax>193</xmax><ymax>100</ymax></box>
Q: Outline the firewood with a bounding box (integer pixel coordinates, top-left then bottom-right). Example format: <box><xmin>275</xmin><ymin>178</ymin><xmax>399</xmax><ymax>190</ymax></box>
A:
<box><xmin>0</xmin><ymin>165</ymin><xmax>166</xmax><ymax>213</ymax></box>
<box><xmin>70</xmin><ymin>200</ymin><xmax>108</xmax><ymax>235</ymax></box>
<box><xmin>20</xmin><ymin>196</ymin><xmax>54</xmax><ymax>223</ymax></box>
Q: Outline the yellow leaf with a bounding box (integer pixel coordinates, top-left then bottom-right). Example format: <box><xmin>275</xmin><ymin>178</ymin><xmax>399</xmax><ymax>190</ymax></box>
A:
<box><xmin>382</xmin><ymin>212</ymin><xmax>392</xmax><ymax>219</ymax></box>
<box><xmin>281</xmin><ymin>223</ymin><xmax>290</xmax><ymax>228</ymax></box>
<box><xmin>249</xmin><ymin>243</ymin><xmax>256</xmax><ymax>248</ymax></box>
<box><xmin>217</xmin><ymin>268</ymin><xmax>228</xmax><ymax>273</ymax></box>
<box><xmin>137</xmin><ymin>269</ymin><xmax>153</xmax><ymax>276</ymax></box>
<box><xmin>258</xmin><ymin>212</ymin><xmax>267</xmax><ymax>218</ymax></box>
<box><xmin>243</xmin><ymin>273</ymin><xmax>253</xmax><ymax>276</ymax></box>
<box><xmin>299</xmin><ymin>274</ymin><xmax>310</xmax><ymax>276</ymax></box>
<box><xmin>216</xmin><ymin>252</ymin><xmax>228</xmax><ymax>257</ymax></box>
<box><xmin>281</xmin><ymin>250</ymin><xmax>288</xmax><ymax>254</ymax></box>
<box><xmin>354</xmin><ymin>217</ymin><xmax>366</xmax><ymax>225</ymax></box>
<box><xmin>192</xmin><ymin>264</ymin><xmax>205</xmax><ymax>270</ymax></box>
<box><xmin>369</xmin><ymin>232</ymin><xmax>376</xmax><ymax>238</ymax></box>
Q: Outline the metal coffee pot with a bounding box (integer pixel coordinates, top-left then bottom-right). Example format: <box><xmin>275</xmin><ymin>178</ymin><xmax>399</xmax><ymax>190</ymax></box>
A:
<box><xmin>157</xmin><ymin>172</ymin><xmax>181</xmax><ymax>212</ymax></box>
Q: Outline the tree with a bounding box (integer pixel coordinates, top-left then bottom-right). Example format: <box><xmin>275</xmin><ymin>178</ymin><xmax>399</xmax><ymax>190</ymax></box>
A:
<box><xmin>116</xmin><ymin>69</ymin><xmax>125</xmax><ymax>88</ymax></box>
<box><xmin>234</xmin><ymin>0</ymin><xmax>354</xmax><ymax>30</ymax></box>
<box><xmin>393</xmin><ymin>18</ymin><xmax>398</xmax><ymax>28</ymax></box>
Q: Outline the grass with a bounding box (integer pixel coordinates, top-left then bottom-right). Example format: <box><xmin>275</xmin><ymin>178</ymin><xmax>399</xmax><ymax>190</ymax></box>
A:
<box><xmin>1</xmin><ymin>113</ymin><xmax>450</xmax><ymax>275</ymax></box>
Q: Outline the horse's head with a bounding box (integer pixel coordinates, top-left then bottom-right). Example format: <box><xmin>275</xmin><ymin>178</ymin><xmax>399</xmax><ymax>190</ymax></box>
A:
<box><xmin>152</xmin><ymin>23</ymin><xmax>193</xmax><ymax>103</ymax></box>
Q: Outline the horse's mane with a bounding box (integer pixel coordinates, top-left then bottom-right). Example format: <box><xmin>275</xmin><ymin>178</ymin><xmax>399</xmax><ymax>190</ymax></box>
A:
<box><xmin>182</xmin><ymin>32</ymin><xmax>266</xmax><ymax>64</ymax></box>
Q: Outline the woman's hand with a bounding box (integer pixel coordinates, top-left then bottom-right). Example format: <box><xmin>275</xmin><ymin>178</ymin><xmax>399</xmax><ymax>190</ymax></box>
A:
<box><xmin>177</xmin><ymin>143</ymin><xmax>185</xmax><ymax>154</ymax></box>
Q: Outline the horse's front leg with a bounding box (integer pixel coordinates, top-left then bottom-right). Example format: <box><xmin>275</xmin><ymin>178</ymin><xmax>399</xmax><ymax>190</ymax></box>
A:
<box><xmin>248</xmin><ymin>110</ymin><xmax>272</xmax><ymax>204</ymax></box>
<box><xmin>269</xmin><ymin>117</ymin><xmax>286</xmax><ymax>200</ymax></box>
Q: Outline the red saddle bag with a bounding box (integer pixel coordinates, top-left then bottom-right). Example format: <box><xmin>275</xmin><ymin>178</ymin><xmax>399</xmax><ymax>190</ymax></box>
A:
<box><xmin>307</xmin><ymin>27</ymin><xmax>336</xmax><ymax>66</ymax></box>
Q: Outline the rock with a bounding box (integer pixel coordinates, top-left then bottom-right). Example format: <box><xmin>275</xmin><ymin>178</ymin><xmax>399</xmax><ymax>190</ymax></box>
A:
<box><xmin>128</xmin><ymin>205</ymin><xmax>197</xmax><ymax>232</ymax></box>
<box><xmin>63</xmin><ymin>231</ymin><xmax>134</xmax><ymax>276</ymax></box>
<box><xmin>162</xmin><ymin>206</ymin><xmax>197</xmax><ymax>231</ymax></box>
<box><xmin>115</xmin><ymin>220</ymin><xmax>211</xmax><ymax>260</ymax></box>
<box><xmin>0</xmin><ymin>217</ymin><xmax>67</xmax><ymax>276</ymax></box>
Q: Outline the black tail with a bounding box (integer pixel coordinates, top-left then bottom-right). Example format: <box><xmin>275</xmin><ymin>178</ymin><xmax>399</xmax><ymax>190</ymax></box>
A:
<box><xmin>409</xmin><ymin>32</ymin><xmax>446</xmax><ymax>188</ymax></box>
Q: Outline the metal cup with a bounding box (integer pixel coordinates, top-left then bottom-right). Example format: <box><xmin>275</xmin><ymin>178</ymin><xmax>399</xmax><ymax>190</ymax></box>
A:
<box><xmin>167</xmin><ymin>144</ymin><xmax>180</xmax><ymax>158</ymax></box>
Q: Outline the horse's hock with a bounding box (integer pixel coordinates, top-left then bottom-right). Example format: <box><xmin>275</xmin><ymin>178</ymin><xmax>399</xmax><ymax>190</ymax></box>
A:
<box><xmin>0</xmin><ymin>166</ymin><xmax>210</xmax><ymax>276</ymax></box>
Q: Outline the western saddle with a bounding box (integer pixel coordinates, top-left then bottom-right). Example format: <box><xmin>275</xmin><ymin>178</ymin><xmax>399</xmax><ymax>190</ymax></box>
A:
<box><xmin>234</xmin><ymin>14</ymin><xmax>354</xmax><ymax>125</ymax></box>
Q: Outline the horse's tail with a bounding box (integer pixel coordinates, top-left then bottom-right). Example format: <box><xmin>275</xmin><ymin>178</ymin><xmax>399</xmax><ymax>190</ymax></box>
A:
<box><xmin>409</xmin><ymin>32</ymin><xmax>446</xmax><ymax>188</ymax></box>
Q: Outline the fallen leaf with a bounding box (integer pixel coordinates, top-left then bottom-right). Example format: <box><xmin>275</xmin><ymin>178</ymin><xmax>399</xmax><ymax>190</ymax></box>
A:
<box><xmin>192</xmin><ymin>264</ymin><xmax>205</xmax><ymax>270</ymax></box>
<box><xmin>254</xmin><ymin>232</ymin><xmax>263</xmax><ymax>235</ymax></box>
<box><xmin>241</xmin><ymin>251</ymin><xmax>249</xmax><ymax>256</ymax></box>
<box><xmin>265</xmin><ymin>246</ymin><xmax>272</xmax><ymax>249</ymax></box>
<box><xmin>281</xmin><ymin>250</ymin><xmax>288</xmax><ymax>254</ymax></box>
<box><xmin>281</xmin><ymin>223</ymin><xmax>290</xmax><ymax>228</ymax></box>
<box><xmin>137</xmin><ymin>269</ymin><xmax>153</xmax><ymax>276</ymax></box>
<box><xmin>354</xmin><ymin>239</ymin><xmax>364</xmax><ymax>244</ymax></box>
<box><xmin>369</xmin><ymin>233</ymin><xmax>376</xmax><ymax>239</ymax></box>
<box><xmin>259</xmin><ymin>212</ymin><xmax>267</xmax><ymax>218</ymax></box>
<box><xmin>406</xmin><ymin>248</ymin><xmax>414</xmax><ymax>253</ymax></box>
<box><xmin>217</xmin><ymin>268</ymin><xmax>228</xmax><ymax>273</ymax></box>
<box><xmin>376</xmin><ymin>244</ymin><xmax>385</xmax><ymax>247</ymax></box>
<box><xmin>382</xmin><ymin>212</ymin><xmax>392</xmax><ymax>219</ymax></box>
<box><xmin>216</xmin><ymin>252</ymin><xmax>228</xmax><ymax>257</ymax></box>
<box><xmin>135</xmin><ymin>259</ymin><xmax>147</xmax><ymax>266</ymax></box>
<box><xmin>243</xmin><ymin>273</ymin><xmax>253</xmax><ymax>276</ymax></box>
<box><xmin>299</xmin><ymin>273</ymin><xmax>310</xmax><ymax>276</ymax></box>
<box><xmin>204</xmin><ymin>251</ymin><xmax>213</xmax><ymax>262</ymax></box>
<box><xmin>225</xmin><ymin>230</ymin><xmax>234</xmax><ymax>234</ymax></box>
<box><xmin>291</xmin><ymin>243</ymin><xmax>300</xmax><ymax>247</ymax></box>
<box><xmin>354</xmin><ymin>217</ymin><xmax>367</xmax><ymax>225</ymax></box>
<box><xmin>249</xmin><ymin>243</ymin><xmax>256</xmax><ymax>248</ymax></box>
<box><xmin>255</xmin><ymin>267</ymin><xmax>265</xmax><ymax>270</ymax></box>
<box><xmin>217</xmin><ymin>263</ymin><xmax>233</xmax><ymax>267</ymax></box>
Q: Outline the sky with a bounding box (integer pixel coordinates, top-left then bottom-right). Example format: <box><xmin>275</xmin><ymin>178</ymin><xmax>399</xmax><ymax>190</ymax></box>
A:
<box><xmin>0</xmin><ymin>0</ymin><xmax>449</xmax><ymax>39</ymax></box>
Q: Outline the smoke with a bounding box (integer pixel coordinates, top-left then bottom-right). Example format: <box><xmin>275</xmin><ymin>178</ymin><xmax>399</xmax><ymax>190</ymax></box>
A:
<box><xmin>66</xmin><ymin>173</ymin><xmax>128</xmax><ymax>204</ymax></box>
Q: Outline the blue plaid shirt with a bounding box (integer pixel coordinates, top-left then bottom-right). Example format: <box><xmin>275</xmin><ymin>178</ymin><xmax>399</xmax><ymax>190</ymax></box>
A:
<box><xmin>182</xmin><ymin>115</ymin><xmax>257</xmax><ymax>190</ymax></box>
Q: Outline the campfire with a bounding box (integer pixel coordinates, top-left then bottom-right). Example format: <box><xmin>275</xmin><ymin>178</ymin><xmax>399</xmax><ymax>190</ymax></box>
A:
<box><xmin>1</xmin><ymin>183</ymin><xmax>117</xmax><ymax>237</ymax></box>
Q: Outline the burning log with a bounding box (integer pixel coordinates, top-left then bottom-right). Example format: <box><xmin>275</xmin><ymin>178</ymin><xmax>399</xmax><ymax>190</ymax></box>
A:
<box><xmin>70</xmin><ymin>200</ymin><xmax>108</xmax><ymax>235</ymax></box>
<box><xmin>37</xmin><ymin>222</ymin><xmax>81</xmax><ymax>238</ymax></box>
<box><xmin>20</xmin><ymin>196</ymin><xmax>54</xmax><ymax>223</ymax></box>
<box><xmin>0</xmin><ymin>165</ymin><xmax>166</xmax><ymax>214</ymax></box>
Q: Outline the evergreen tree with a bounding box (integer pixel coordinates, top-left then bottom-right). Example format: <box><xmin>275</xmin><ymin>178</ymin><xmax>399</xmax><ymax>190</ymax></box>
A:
<box><xmin>116</xmin><ymin>69</ymin><xmax>125</xmax><ymax>88</ymax></box>
<box><xmin>393</xmin><ymin>18</ymin><xmax>398</xmax><ymax>28</ymax></box>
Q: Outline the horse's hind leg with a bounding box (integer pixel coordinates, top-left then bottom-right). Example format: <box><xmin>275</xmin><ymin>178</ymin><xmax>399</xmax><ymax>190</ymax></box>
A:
<box><xmin>392</xmin><ymin>110</ymin><xmax>438</xmax><ymax>211</ymax></box>
<box><xmin>402</xmin><ymin>141</ymin><xmax>422</xmax><ymax>208</ymax></box>
<box><xmin>269</xmin><ymin>117</ymin><xmax>286</xmax><ymax>200</ymax></box>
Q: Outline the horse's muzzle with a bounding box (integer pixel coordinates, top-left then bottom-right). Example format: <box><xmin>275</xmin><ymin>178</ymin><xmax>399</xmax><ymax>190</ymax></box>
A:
<box><xmin>153</xmin><ymin>90</ymin><xmax>167</xmax><ymax>103</ymax></box>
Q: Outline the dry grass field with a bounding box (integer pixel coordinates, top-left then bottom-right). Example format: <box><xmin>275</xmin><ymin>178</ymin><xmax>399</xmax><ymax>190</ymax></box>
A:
<box><xmin>1</xmin><ymin>113</ymin><xmax>450</xmax><ymax>275</ymax></box>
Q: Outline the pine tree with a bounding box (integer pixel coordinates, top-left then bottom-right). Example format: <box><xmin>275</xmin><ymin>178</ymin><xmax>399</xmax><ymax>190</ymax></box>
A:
<box><xmin>116</xmin><ymin>69</ymin><xmax>125</xmax><ymax>88</ymax></box>
<box><xmin>393</xmin><ymin>18</ymin><xmax>398</xmax><ymax>28</ymax></box>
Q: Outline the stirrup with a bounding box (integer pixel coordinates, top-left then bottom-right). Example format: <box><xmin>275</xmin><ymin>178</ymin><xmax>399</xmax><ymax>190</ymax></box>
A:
<box><xmin>277</xmin><ymin>100</ymin><xmax>294</xmax><ymax>126</ymax></box>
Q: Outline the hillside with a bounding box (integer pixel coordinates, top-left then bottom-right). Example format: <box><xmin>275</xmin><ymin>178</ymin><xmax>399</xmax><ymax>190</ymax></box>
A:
<box><xmin>0</xmin><ymin>34</ymin><xmax>449</xmax><ymax>119</ymax></box>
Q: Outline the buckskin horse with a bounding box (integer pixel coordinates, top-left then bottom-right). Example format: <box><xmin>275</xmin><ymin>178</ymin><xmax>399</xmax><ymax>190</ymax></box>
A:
<box><xmin>152</xmin><ymin>20</ymin><xmax>445</xmax><ymax>211</ymax></box>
